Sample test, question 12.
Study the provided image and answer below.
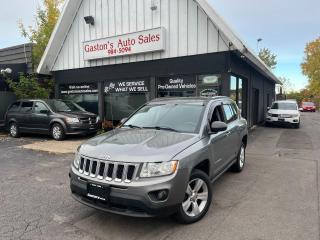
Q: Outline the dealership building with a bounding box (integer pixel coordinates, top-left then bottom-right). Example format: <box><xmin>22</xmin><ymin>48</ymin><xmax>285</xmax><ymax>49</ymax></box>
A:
<box><xmin>0</xmin><ymin>44</ymin><xmax>33</xmax><ymax>126</ymax></box>
<box><xmin>38</xmin><ymin>0</ymin><xmax>280</xmax><ymax>127</ymax></box>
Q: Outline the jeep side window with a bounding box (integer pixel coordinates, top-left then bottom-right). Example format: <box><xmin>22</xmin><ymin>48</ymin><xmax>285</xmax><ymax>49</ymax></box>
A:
<box><xmin>20</xmin><ymin>101</ymin><xmax>34</xmax><ymax>113</ymax></box>
<box><xmin>210</xmin><ymin>105</ymin><xmax>224</xmax><ymax>124</ymax></box>
<box><xmin>8</xmin><ymin>102</ymin><xmax>20</xmax><ymax>112</ymax></box>
<box><xmin>222</xmin><ymin>104</ymin><xmax>237</xmax><ymax>123</ymax></box>
<box><xmin>230</xmin><ymin>103</ymin><xmax>239</xmax><ymax>118</ymax></box>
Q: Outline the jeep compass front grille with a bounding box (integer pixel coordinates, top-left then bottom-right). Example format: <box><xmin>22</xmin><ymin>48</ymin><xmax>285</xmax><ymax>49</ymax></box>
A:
<box><xmin>78</xmin><ymin>157</ymin><xmax>140</xmax><ymax>183</ymax></box>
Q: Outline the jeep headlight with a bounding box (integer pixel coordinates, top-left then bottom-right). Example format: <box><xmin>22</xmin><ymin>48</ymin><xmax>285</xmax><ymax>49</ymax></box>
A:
<box><xmin>267</xmin><ymin>112</ymin><xmax>272</xmax><ymax>117</ymax></box>
<box><xmin>291</xmin><ymin>114</ymin><xmax>299</xmax><ymax>118</ymax></box>
<box><xmin>73</xmin><ymin>151</ymin><xmax>81</xmax><ymax>169</ymax></box>
<box><xmin>140</xmin><ymin>161</ymin><xmax>179</xmax><ymax>178</ymax></box>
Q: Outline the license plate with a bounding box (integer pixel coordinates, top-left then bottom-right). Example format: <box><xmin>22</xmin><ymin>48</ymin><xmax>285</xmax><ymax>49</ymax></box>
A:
<box><xmin>87</xmin><ymin>183</ymin><xmax>110</xmax><ymax>201</ymax></box>
<box><xmin>278</xmin><ymin>118</ymin><xmax>285</xmax><ymax>122</ymax></box>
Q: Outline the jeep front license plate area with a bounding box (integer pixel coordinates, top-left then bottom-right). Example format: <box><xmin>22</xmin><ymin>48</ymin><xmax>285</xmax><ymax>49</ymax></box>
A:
<box><xmin>87</xmin><ymin>183</ymin><xmax>110</xmax><ymax>201</ymax></box>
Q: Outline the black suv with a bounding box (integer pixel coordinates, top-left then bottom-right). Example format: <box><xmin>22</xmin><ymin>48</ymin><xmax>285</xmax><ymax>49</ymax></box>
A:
<box><xmin>5</xmin><ymin>99</ymin><xmax>100</xmax><ymax>140</ymax></box>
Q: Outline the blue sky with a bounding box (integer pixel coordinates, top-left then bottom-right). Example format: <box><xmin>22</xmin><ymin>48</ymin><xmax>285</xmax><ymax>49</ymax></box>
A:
<box><xmin>209</xmin><ymin>0</ymin><xmax>320</xmax><ymax>90</ymax></box>
<box><xmin>1</xmin><ymin>0</ymin><xmax>319</xmax><ymax>90</ymax></box>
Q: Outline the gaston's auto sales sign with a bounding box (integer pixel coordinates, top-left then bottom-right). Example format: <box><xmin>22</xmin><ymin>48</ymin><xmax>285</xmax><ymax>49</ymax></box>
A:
<box><xmin>83</xmin><ymin>27</ymin><xmax>166</xmax><ymax>60</ymax></box>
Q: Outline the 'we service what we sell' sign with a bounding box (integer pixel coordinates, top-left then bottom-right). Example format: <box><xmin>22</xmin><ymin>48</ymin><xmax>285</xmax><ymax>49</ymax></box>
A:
<box><xmin>83</xmin><ymin>27</ymin><xmax>166</xmax><ymax>60</ymax></box>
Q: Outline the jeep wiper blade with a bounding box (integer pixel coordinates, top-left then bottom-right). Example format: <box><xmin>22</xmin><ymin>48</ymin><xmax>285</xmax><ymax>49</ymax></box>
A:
<box><xmin>124</xmin><ymin>124</ymin><xmax>142</xmax><ymax>129</ymax></box>
<box><xmin>144</xmin><ymin>126</ymin><xmax>179</xmax><ymax>132</ymax></box>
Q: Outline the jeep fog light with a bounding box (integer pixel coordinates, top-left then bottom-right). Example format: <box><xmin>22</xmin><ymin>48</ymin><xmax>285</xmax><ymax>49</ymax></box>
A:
<box><xmin>148</xmin><ymin>189</ymin><xmax>169</xmax><ymax>201</ymax></box>
<box><xmin>140</xmin><ymin>161</ymin><xmax>179</xmax><ymax>178</ymax></box>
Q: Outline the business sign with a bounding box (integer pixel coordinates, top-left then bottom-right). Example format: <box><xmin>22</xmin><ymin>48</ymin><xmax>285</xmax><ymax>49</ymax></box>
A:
<box><xmin>60</xmin><ymin>84</ymin><xmax>98</xmax><ymax>95</ymax></box>
<box><xmin>200</xmin><ymin>89</ymin><xmax>218</xmax><ymax>97</ymax></box>
<box><xmin>104</xmin><ymin>79</ymin><xmax>149</xmax><ymax>94</ymax></box>
<box><xmin>83</xmin><ymin>27</ymin><xmax>166</xmax><ymax>60</ymax></box>
<box><xmin>158</xmin><ymin>76</ymin><xmax>197</xmax><ymax>91</ymax></box>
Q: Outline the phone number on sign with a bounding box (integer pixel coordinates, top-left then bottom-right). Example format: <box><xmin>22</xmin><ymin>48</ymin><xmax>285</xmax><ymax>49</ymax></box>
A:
<box><xmin>108</xmin><ymin>47</ymin><xmax>132</xmax><ymax>56</ymax></box>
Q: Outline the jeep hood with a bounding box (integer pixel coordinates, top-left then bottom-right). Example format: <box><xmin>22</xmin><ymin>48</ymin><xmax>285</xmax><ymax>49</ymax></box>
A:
<box><xmin>78</xmin><ymin>128</ymin><xmax>200</xmax><ymax>163</ymax></box>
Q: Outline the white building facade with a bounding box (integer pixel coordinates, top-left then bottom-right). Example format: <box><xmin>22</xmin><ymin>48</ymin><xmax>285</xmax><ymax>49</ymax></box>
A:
<box><xmin>38</xmin><ymin>0</ymin><xmax>279</xmax><ymax>127</ymax></box>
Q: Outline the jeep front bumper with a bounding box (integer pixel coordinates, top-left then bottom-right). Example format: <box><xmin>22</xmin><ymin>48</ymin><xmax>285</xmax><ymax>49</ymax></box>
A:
<box><xmin>69</xmin><ymin>167</ymin><xmax>189</xmax><ymax>217</ymax></box>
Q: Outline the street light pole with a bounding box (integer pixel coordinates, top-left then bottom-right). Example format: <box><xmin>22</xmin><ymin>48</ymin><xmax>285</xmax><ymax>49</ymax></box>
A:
<box><xmin>257</xmin><ymin>38</ymin><xmax>263</xmax><ymax>53</ymax></box>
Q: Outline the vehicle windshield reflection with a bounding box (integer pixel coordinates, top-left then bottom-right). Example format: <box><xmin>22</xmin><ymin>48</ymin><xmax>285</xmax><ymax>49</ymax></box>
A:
<box><xmin>123</xmin><ymin>104</ymin><xmax>205</xmax><ymax>133</ymax></box>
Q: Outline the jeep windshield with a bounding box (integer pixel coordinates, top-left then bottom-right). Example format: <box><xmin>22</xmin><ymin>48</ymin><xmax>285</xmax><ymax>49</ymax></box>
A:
<box><xmin>123</xmin><ymin>103</ymin><xmax>205</xmax><ymax>133</ymax></box>
<box><xmin>45</xmin><ymin>100</ymin><xmax>85</xmax><ymax>112</ymax></box>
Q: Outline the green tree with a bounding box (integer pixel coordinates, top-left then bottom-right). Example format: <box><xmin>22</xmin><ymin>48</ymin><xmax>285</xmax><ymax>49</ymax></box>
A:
<box><xmin>6</xmin><ymin>74</ymin><xmax>54</xmax><ymax>99</ymax></box>
<box><xmin>258</xmin><ymin>48</ymin><xmax>277</xmax><ymax>70</ymax></box>
<box><xmin>278</xmin><ymin>77</ymin><xmax>293</xmax><ymax>94</ymax></box>
<box><xmin>301</xmin><ymin>37</ymin><xmax>320</xmax><ymax>97</ymax></box>
<box><xmin>18</xmin><ymin>0</ymin><xmax>64</xmax><ymax>70</ymax></box>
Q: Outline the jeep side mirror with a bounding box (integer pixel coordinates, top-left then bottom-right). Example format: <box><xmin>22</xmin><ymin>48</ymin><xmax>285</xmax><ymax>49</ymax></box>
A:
<box><xmin>120</xmin><ymin>118</ymin><xmax>128</xmax><ymax>125</ymax></box>
<box><xmin>267</xmin><ymin>107</ymin><xmax>271</xmax><ymax>110</ymax></box>
<box><xmin>210</xmin><ymin>121</ymin><xmax>228</xmax><ymax>134</ymax></box>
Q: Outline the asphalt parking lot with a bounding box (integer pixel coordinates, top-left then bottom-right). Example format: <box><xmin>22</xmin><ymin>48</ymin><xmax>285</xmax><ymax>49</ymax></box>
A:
<box><xmin>0</xmin><ymin>112</ymin><xmax>319</xmax><ymax>240</ymax></box>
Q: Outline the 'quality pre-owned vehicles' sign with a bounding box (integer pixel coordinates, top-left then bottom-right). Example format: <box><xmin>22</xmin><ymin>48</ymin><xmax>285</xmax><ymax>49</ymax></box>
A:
<box><xmin>158</xmin><ymin>76</ymin><xmax>197</xmax><ymax>91</ymax></box>
<box><xmin>83</xmin><ymin>27</ymin><xmax>166</xmax><ymax>60</ymax></box>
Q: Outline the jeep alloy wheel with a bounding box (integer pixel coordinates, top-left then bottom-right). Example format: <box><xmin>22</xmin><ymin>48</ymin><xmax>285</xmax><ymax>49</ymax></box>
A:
<box><xmin>175</xmin><ymin>170</ymin><xmax>212</xmax><ymax>224</ymax></box>
<box><xmin>183</xmin><ymin>178</ymin><xmax>208</xmax><ymax>217</ymax></box>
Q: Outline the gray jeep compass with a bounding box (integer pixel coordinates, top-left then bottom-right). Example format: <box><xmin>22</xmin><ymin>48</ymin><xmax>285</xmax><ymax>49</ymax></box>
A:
<box><xmin>70</xmin><ymin>97</ymin><xmax>248</xmax><ymax>223</ymax></box>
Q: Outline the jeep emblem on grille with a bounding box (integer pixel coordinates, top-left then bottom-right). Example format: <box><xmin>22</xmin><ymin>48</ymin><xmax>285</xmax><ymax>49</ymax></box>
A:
<box><xmin>105</xmin><ymin>154</ymin><xmax>111</xmax><ymax>160</ymax></box>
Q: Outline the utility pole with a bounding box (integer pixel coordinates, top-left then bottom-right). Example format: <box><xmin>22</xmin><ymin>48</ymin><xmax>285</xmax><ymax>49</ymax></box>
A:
<box><xmin>257</xmin><ymin>38</ymin><xmax>263</xmax><ymax>53</ymax></box>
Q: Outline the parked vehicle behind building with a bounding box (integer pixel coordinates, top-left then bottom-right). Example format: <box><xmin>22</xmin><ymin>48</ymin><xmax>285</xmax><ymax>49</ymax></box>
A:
<box><xmin>5</xmin><ymin>99</ymin><xmax>100</xmax><ymax>140</ymax></box>
<box><xmin>266</xmin><ymin>100</ymin><xmax>300</xmax><ymax>128</ymax></box>
<box><xmin>301</xmin><ymin>102</ymin><xmax>316</xmax><ymax>112</ymax></box>
<box><xmin>69</xmin><ymin>96</ymin><xmax>248</xmax><ymax>224</ymax></box>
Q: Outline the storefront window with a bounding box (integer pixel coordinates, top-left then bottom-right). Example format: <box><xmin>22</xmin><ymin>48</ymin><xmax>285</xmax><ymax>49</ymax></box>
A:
<box><xmin>60</xmin><ymin>83</ymin><xmax>98</xmax><ymax>114</ymax></box>
<box><xmin>238</xmin><ymin>78</ymin><xmax>243</xmax><ymax>110</ymax></box>
<box><xmin>230</xmin><ymin>75</ymin><xmax>245</xmax><ymax>111</ymax></box>
<box><xmin>157</xmin><ymin>75</ymin><xmax>196</xmax><ymax>97</ymax></box>
<box><xmin>230</xmin><ymin>76</ymin><xmax>237</xmax><ymax>102</ymax></box>
<box><xmin>104</xmin><ymin>79</ymin><xmax>150</xmax><ymax>124</ymax></box>
<box><xmin>62</xmin><ymin>94</ymin><xmax>98</xmax><ymax>114</ymax></box>
<box><xmin>104</xmin><ymin>93</ymin><xmax>150</xmax><ymax>121</ymax></box>
<box><xmin>197</xmin><ymin>74</ymin><xmax>221</xmax><ymax>97</ymax></box>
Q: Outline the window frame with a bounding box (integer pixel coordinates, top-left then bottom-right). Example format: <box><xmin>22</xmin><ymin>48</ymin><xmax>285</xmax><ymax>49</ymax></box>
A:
<box><xmin>208</xmin><ymin>104</ymin><xmax>225</xmax><ymax>124</ymax></box>
<box><xmin>33</xmin><ymin>101</ymin><xmax>49</xmax><ymax>114</ymax></box>
<box><xmin>222</xmin><ymin>104</ymin><xmax>237</xmax><ymax>124</ymax></box>
<box><xmin>230</xmin><ymin>74</ymin><xmax>246</xmax><ymax>117</ymax></box>
<box><xmin>20</xmin><ymin>101</ymin><xmax>34</xmax><ymax>113</ymax></box>
<box><xmin>8</xmin><ymin>102</ymin><xmax>21</xmax><ymax>112</ymax></box>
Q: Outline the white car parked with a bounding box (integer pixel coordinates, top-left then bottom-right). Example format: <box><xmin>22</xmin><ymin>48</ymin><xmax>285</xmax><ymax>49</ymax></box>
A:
<box><xmin>266</xmin><ymin>100</ymin><xmax>300</xmax><ymax>128</ymax></box>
